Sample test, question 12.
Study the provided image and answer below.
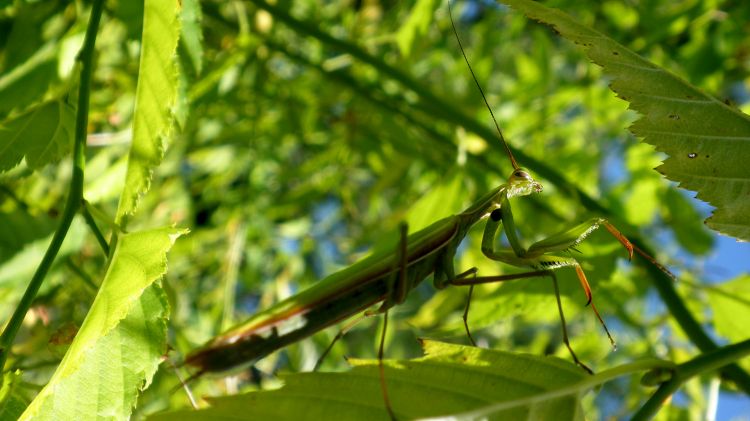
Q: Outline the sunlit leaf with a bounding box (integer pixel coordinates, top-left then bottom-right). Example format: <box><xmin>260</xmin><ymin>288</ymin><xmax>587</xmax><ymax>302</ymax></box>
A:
<box><xmin>396</xmin><ymin>0</ymin><xmax>440</xmax><ymax>57</ymax></box>
<box><xmin>707</xmin><ymin>275</ymin><xmax>750</xmax><ymax>344</ymax></box>
<box><xmin>19</xmin><ymin>227</ymin><xmax>185</xmax><ymax>420</ymax></box>
<box><xmin>150</xmin><ymin>341</ymin><xmax>588</xmax><ymax>421</ymax></box>
<box><xmin>115</xmin><ymin>0</ymin><xmax>181</xmax><ymax>224</ymax></box>
<box><xmin>0</xmin><ymin>371</ymin><xmax>28</xmax><ymax>419</ymax></box>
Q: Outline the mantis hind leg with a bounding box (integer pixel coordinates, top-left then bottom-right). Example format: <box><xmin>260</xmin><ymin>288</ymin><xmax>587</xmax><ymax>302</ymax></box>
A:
<box><xmin>550</xmin><ymin>271</ymin><xmax>594</xmax><ymax>375</ymax></box>
<box><xmin>379</xmin><ymin>223</ymin><xmax>410</xmax><ymax>421</ymax></box>
<box><xmin>315</xmin><ymin>224</ymin><xmax>408</xmax><ymax>420</ymax></box>
<box><xmin>313</xmin><ymin>314</ymin><xmax>371</xmax><ymax>371</ymax></box>
<box><xmin>375</xmin><ymin>223</ymin><xmax>409</xmax><ymax>421</ymax></box>
<box><xmin>523</xmin><ymin>253</ymin><xmax>617</xmax><ymax>351</ymax></box>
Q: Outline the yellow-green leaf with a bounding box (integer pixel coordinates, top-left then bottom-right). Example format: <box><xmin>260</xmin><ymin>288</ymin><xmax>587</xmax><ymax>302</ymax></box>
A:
<box><xmin>0</xmin><ymin>371</ymin><xmax>28</xmax><ymax>420</ymax></box>
<box><xmin>396</xmin><ymin>0</ymin><xmax>440</xmax><ymax>57</ymax></box>
<box><xmin>20</xmin><ymin>227</ymin><xmax>185</xmax><ymax>420</ymax></box>
<box><xmin>116</xmin><ymin>0</ymin><xmax>181</xmax><ymax>224</ymax></box>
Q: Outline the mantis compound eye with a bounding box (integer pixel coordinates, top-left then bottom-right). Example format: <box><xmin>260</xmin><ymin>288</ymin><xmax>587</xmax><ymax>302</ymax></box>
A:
<box><xmin>513</xmin><ymin>169</ymin><xmax>532</xmax><ymax>180</ymax></box>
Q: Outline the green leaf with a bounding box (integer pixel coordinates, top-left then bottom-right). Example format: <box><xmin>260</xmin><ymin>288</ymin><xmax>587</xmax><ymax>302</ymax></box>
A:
<box><xmin>115</xmin><ymin>0</ymin><xmax>181</xmax><ymax>224</ymax></box>
<box><xmin>19</xmin><ymin>227</ymin><xmax>185</xmax><ymax>420</ymax></box>
<box><xmin>150</xmin><ymin>341</ymin><xmax>589</xmax><ymax>420</ymax></box>
<box><xmin>706</xmin><ymin>275</ymin><xmax>750</xmax><ymax>371</ymax></box>
<box><xmin>406</xmin><ymin>172</ymin><xmax>466</xmax><ymax>232</ymax></box>
<box><xmin>0</xmin><ymin>219</ymin><xmax>87</xmax><ymax>300</ymax></box>
<box><xmin>0</xmin><ymin>210</ymin><xmax>57</xmax><ymax>262</ymax></box>
<box><xmin>500</xmin><ymin>0</ymin><xmax>750</xmax><ymax>241</ymax></box>
<box><xmin>0</xmin><ymin>2</ymin><xmax>59</xmax><ymax>117</ymax></box>
<box><xmin>707</xmin><ymin>275</ymin><xmax>750</xmax><ymax>345</ymax></box>
<box><xmin>396</xmin><ymin>0</ymin><xmax>440</xmax><ymax>57</ymax></box>
<box><xmin>662</xmin><ymin>188</ymin><xmax>714</xmax><ymax>255</ymax></box>
<box><xmin>180</xmin><ymin>0</ymin><xmax>203</xmax><ymax>75</ymax></box>
<box><xmin>0</xmin><ymin>99</ymin><xmax>75</xmax><ymax>172</ymax></box>
<box><xmin>0</xmin><ymin>371</ymin><xmax>28</xmax><ymax>420</ymax></box>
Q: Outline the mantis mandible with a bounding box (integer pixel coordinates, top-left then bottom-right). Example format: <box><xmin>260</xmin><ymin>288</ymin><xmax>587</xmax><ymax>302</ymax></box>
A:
<box><xmin>184</xmin><ymin>3</ymin><xmax>668</xmax><ymax>417</ymax></box>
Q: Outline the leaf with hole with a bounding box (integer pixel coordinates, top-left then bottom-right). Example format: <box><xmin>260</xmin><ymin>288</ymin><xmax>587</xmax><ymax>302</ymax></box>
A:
<box><xmin>501</xmin><ymin>0</ymin><xmax>750</xmax><ymax>241</ymax></box>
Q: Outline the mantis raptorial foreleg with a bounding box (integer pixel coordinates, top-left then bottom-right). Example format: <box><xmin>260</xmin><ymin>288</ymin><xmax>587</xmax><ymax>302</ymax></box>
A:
<box><xmin>436</xmin><ymin>194</ymin><xmax>635</xmax><ymax>374</ymax></box>
<box><xmin>481</xmin><ymin>199</ymin><xmax>635</xmax><ymax>349</ymax></box>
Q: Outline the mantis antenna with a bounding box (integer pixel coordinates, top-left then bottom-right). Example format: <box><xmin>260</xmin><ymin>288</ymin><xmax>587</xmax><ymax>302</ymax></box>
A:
<box><xmin>448</xmin><ymin>1</ymin><xmax>520</xmax><ymax>171</ymax></box>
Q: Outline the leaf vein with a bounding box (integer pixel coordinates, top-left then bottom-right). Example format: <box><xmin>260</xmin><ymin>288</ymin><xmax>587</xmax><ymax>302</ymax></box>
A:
<box><xmin>639</xmin><ymin>94</ymin><xmax>713</xmax><ymax>104</ymax></box>
<box><xmin>639</xmin><ymin>129</ymin><xmax>750</xmax><ymax>141</ymax></box>
<box><xmin>671</xmin><ymin>172</ymin><xmax>749</xmax><ymax>182</ymax></box>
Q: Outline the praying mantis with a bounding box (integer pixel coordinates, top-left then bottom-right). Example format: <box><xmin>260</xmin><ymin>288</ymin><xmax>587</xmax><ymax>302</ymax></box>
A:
<box><xmin>186</xmin><ymin>161</ymin><xmax>636</xmax><ymax>369</ymax></box>
<box><xmin>184</xmin><ymin>3</ymin><xmax>670</xmax><ymax>418</ymax></box>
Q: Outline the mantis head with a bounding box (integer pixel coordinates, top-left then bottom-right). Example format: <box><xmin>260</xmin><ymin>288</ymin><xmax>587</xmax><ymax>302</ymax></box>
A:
<box><xmin>506</xmin><ymin>167</ymin><xmax>543</xmax><ymax>198</ymax></box>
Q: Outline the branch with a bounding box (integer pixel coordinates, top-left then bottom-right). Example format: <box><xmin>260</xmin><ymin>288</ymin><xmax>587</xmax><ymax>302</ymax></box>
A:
<box><xmin>81</xmin><ymin>199</ymin><xmax>110</xmax><ymax>256</ymax></box>
<box><xmin>633</xmin><ymin>338</ymin><xmax>750</xmax><ymax>420</ymax></box>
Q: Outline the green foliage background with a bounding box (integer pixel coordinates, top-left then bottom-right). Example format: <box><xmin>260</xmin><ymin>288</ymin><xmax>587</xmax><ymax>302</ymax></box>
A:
<box><xmin>0</xmin><ymin>0</ymin><xmax>749</xmax><ymax>419</ymax></box>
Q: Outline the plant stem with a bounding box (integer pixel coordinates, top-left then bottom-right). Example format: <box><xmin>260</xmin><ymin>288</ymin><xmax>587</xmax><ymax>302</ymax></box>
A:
<box><xmin>81</xmin><ymin>200</ymin><xmax>110</xmax><ymax>256</ymax></box>
<box><xmin>64</xmin><ymin>258</ymin><xmax>99</xmax><ymax>291</ymax></box>
<box><xmin>633</xmin><ymin>338</ymin><xmax>750</xmax><ymax>420</ymax></box>
<box><xmin>0</xmin><ymin>0</ymin><xmax>105</xmax><ymax>377</ymax></box>
<box><xmin>634</xmin><ymin>239</ymin><xmax>750</xmax><ymax>395</ymax></box>
<box><xmin>448</xmin><ymin>358</ymin><xmax>674</xmax><ymax>420</ymax></box>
